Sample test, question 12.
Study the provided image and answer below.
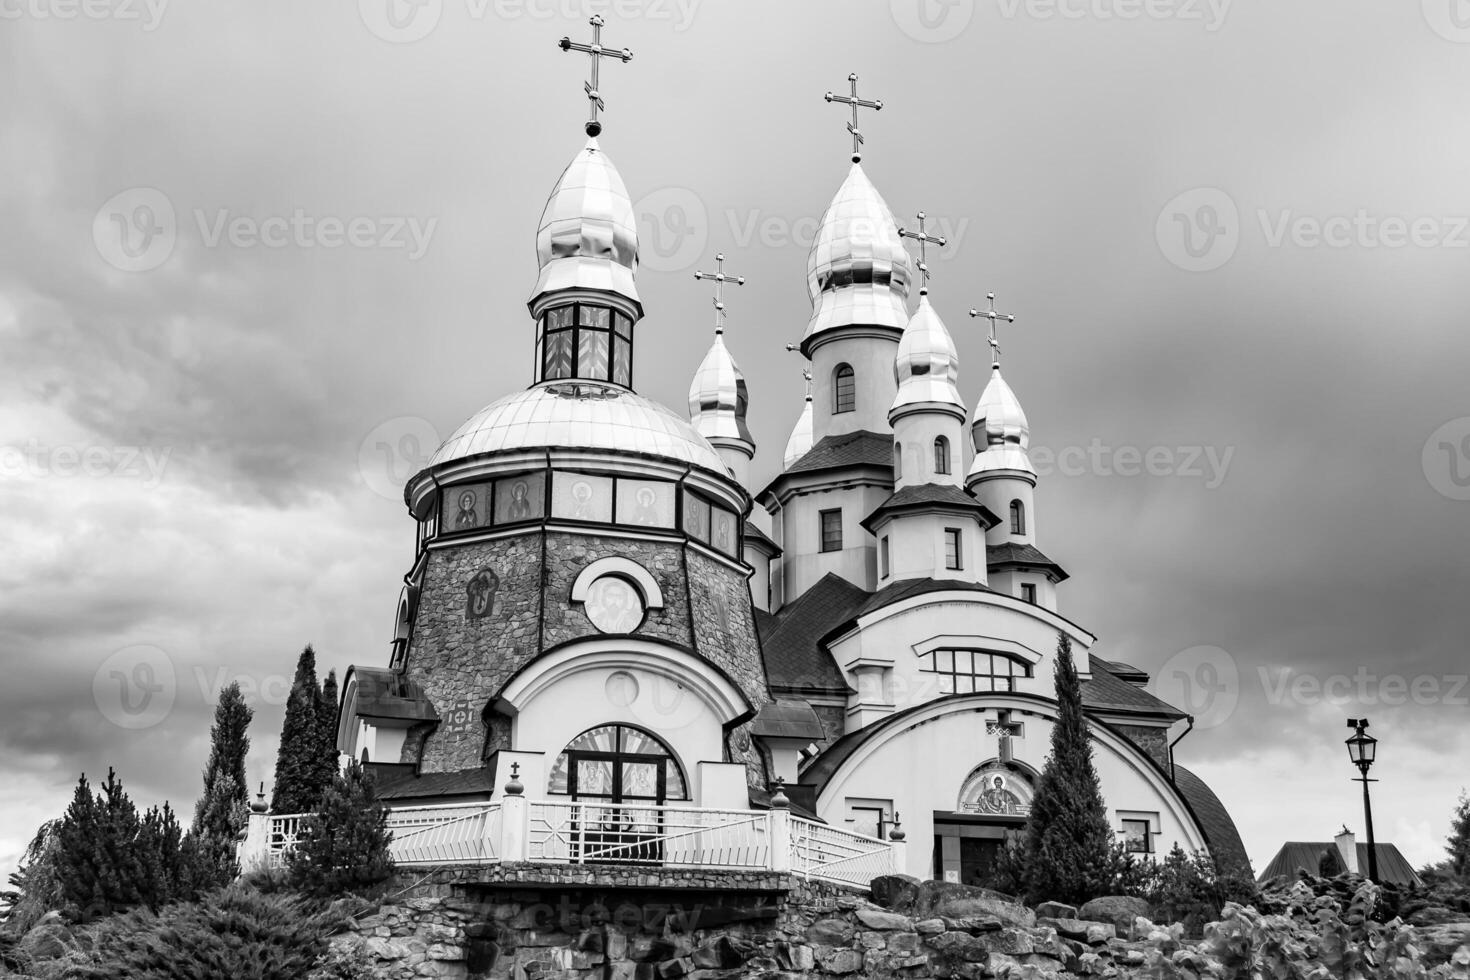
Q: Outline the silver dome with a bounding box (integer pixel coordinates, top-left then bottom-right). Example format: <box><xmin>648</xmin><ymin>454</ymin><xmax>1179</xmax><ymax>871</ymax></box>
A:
<box><xmin>891</xmin><ymin>293</ymin><xmax>965</xmax><ymax>418</ymax></box>
<box><xmin>969</xmin><ymin>364</ymin><xmax>1035</xmax><ymax>478</ymax></box>
<box><xmin>782</xmin><ymin>395</ymin><xmax>815</xmax><ymax>469</ymax></box>
<box><xmin>530</xmin><ymin>137</ymin><xmax>640</xmax><ymax>308</ymax></box>
<box><xmin>688</xmin><ymin>332</ymin><xmax>753</xmax><ymax>447</ymax></box>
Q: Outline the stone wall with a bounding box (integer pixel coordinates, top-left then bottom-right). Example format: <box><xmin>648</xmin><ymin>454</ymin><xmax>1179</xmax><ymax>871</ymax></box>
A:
<box><xmin>1110</xmin><ymin>725</ymin><xmax>1170</xmax><ymax>774</ymax></box>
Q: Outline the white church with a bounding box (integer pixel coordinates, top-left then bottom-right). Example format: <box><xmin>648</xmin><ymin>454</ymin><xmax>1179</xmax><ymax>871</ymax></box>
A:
<box><xmin>330</xmin><ymin>33</ymin><xmax>1248</xmax><ymax>887</ymax></box>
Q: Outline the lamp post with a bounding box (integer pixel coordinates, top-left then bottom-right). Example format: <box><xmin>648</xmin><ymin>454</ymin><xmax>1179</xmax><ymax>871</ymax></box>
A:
<box><xmin>1345</xmin><ymin>718</ymin><xmax>1379</xmax><ymax>883</ymax></box>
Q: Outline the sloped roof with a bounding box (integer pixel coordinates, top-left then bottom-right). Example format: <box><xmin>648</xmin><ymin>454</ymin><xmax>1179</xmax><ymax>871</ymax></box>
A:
<box><xmin>1100</xmin><ymin>658</ymin><xmax>1150</xmax><ymax>684</ymax></box>
<box><xmin>751</xmin><ymin>699</ymin><xmax>827</xmax><ymax>740</ymax></box>
<box><xmin>1258</xmin><ymin>842</ymin><xmax>1423</xmax><ymax>888</ymax></box>
<box><xmin>856</xmin><ymin>577</ymin><xmax>996</xmax><ymax>618</ymax></box>
<box><xmin>784</xmin><ymin>430</ymin><xmax>893</xmax><ymax>476</ymax></box>
<box><xmin>743</xmin><ymin>520</ymin><xmax>780</xmax><ymax>555</ymax></box>
<box><xmin>758</xmin><ymin>573</ymin><xmax>868</xmax><ymax>694</ymax></box>
<box><xmin>1081</xmin><ymin>656</ymin><xmax>1187</xmax><ymax>720</ymax></box>
<box><xmin>986</xmin><ymin>541</ymin><xmax>1070</xmax><ymax>582</ymax></box>
<box><xmin>1173</xmin><ymin>764</ymin><xmax>1253</xmax><ymax>878</ymax></box>
<box><xmin>861</xmin><ymin>484</ymin><xmax>999</xmax><ymax>533</ymax></box>
<box><xmin>348</xmin><ymin>667</ymin><xmax>440</xmax><ymax>723</ymax></box>
<box><xmin>375</xmin><ymin>767</ymin><xmax>494</xmax><ymax>801</ymax></box>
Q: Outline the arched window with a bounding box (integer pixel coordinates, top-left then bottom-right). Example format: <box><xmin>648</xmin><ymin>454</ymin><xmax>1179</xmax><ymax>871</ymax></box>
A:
<box><xmin>1010</xmin><ymin>499</ymin><xmax>1026</xmax><ymax>535</ymax></box>
<box><xmin>893</xmin><ymin>443</ymin><xmax>902</xmax><ymax>479</ymax></box>
<box><xmin>934</xmin><ymin>436</ymin><xmax>950</xmax><ymax>475</ymax></box>
<box><xmin>833</xmin><ymin>364</ymin><xmax>855</xmax><ymax>414</ymax></box>
<box><xmin>548</xmin><ymin>723</ymin><xmax>688</xmax><ymax>802</ymax></box>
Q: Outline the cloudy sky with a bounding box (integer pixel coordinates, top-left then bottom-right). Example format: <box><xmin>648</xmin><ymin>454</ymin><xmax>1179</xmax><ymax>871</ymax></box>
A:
<box><xmin>2</xmin><ymin>0</ymin><xmax>1469</xmax><ymax>884</ymax></box>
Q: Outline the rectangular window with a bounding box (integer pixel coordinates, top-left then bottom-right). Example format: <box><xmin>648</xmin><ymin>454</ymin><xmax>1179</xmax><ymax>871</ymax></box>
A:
<box><xmin>494</xmin><ymin>471</ymin><xmax>546</xmax><ymax>524</ymax></box>
<box><xmin>551</xmin><ymin>472</ymin><xmax>613</xmax><ymax>523</ymax></box>
<box><xmin>683</xmin><ymin>492</ymin><xmax>712</xmax><ymax>542</ymax></box>
<box><xmin>1021</xmin><ymin>583</ymin><xmax>1037</xmax><ymax>604</ymax></box>
<box><xmin>919</xmin><ymin>649</ymin><xmax>1032</xmax><ymax>694</ymax></box>
<box><xmin>944</xmin><ymin>528</ymin><xmax>962</xmax><ymax>570</ymax></box>
<box><xmin>1122</xmin><ymin>818</ymin><xmax>1153</xmax><ymax>854</ymax></box>
<box><xmin>845</xmin><ymin>798</ymin><xmax>894</xmax><ymax>841</ymax></box>
<box><xmin>880</xmin><ymin>535</ymin><xmax>890</xmax><ymax>578</ymax></box>
<box><xmin>820</xmin><ymin>509</ymin><xmax>843</xmax><ymax>553</ymax></box>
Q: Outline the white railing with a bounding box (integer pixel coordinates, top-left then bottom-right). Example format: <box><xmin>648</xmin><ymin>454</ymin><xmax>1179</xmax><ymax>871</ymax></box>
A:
<box><xmin>528</xmin><ymin>800</ymin><xmax>772</xmax><ymax>869</ymax></box>
<box><xmin>789</xmin><ymin>815</ymin><xmax>897</xmax><ymax>888</ymax></box>
<box><xmin>243</xmin><ymin>798</ymin><xmax>902</xmax><ymax>889</ymax></box>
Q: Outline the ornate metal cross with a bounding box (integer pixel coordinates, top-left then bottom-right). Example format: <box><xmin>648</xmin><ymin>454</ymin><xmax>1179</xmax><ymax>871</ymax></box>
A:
<box><xmin>969</xmin><ymin>292</ymin><xmax>1018</xmax><ymax>366</ymax></box>
<box><xmin>694</xmin><ymin>253</ymin><xmax>745</xmax><ymax>335</ymax></box>
<box><xmin>824</xmin><ymin>73</ymin><xmax>883</xmax><ymax>162</ymax></box>
<box><xmin>898</xmin><ymin>211</ymin><xmax>947</xmax><ymax>290</ymax></box>
<box><xmin>558</xmin><ymin>15</ymin><xmax>633</xmax><ymax>137</ymax></box>
<box><xmin>986</xmin><ymin>710</ymin><xmax>1024</xmax><ymax>763</ymax></box>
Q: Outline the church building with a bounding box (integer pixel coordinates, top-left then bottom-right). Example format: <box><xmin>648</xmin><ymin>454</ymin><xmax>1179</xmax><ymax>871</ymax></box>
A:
<box><xmin>334</xmin><ymin>37</ymin><xmax>1248</xmax><ymax>887</ymax></box>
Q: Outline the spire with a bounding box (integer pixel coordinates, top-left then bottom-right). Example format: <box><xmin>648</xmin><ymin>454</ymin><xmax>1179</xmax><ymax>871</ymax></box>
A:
<box><xmin>783</xmin><ymin>369</ymin><xmax>815</xmax><ymax>469</ymax></box>
<box><xmin>689</xmin><ymin>254</ymin><xmax>754</xmax><ymax>460</ymax></box>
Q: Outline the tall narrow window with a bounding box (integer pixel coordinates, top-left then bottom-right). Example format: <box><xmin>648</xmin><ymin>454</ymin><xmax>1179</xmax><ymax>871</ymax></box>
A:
<box><xmin>944</xmin><ymin>528</ymin><xmax>962</xmax><ymax>570</ymax></box>
<box><xmin>934</xmin><ymin>436</ymin><xmax>950</xmax><ymax>475</ymax></box>
<box><xmin>833</xmin><ymin>364</ymin><xmax>855</xmax><ymax>414</ymax></box>
<box><xmin>893</xmin><ymin>443</ymin><xmax>902</xmax><ymax>479</ymax></box>
<box><xmin>537</xmin><ymin>303</ymin><xmax>632</xmax><ymax>385</ymax></box>
<box><xmin>880</xmin><ymin>535</ymin><xmax>890</xmax><ymax>578</ymax></box>
<box><xmin>1020</xmin><ymin>583</ymin><xmax>1037</xmax><ymax>604</ymax></box>
<box><xmin>820</xmin><ymin>509</ymin><xmax>843</xmax><ymax>553</ymax></box>
<box><xmin>1010</xmin><ymin>499</ymin><xmax>1026</xmax><ymax>535</ymax></box>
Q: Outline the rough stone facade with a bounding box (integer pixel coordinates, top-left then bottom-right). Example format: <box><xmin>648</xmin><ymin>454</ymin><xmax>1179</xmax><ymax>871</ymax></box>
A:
<box><xmin>403</xmin><ymin>529</ymin><xmax>770</xmax><ymax>780</ymax></box>
<box><xmin>1111</xmin><ymin>725</ymin><xmax>1170</xmax><ymax>774</ymax></box>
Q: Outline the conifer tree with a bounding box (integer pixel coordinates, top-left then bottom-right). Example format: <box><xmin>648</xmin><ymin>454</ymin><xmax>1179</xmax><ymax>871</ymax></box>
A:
<box><xmin>1018</xmin><ymin>633</ymin><xmax>1116</xmax><ymax>904</ymax></box>
<box><xmin>271</xmin><ymin>646</ymin><xmax>322</xmax><ymax>814</ymax></box>
<box><xmin>316</xmin><ymin>669</ymin><xmax>341</xmax><ymax>794</ymax></box>
<box><xmin>285</xmin><ymin>759</ymin><xmax>394</xmax><ymax>898</ymax></box>
<box><xmin>54</xmin><ymin>769</ymin><xmax>145</xmax><ymax>922</ymax></box>
<box><xmin>193</xmin><ymin>682</ymin><xmax>253</xmax><ymax>836</ymax></box>
<box><xmin>1447</xmin><ymin>790</ymin><xmax>1470</xmax><ymax>879</ymax></box>
<box><xmin>135</xmin><ymin>802</ymin><xmax>185</xmax><ymax>908</ymax></box>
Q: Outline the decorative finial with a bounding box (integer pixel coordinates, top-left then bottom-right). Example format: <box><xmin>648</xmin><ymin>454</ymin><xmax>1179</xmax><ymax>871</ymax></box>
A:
<box><xmin>769</xmin><ymin>776</ymin><xmax>791</xmax><ymax>809</ymax></box>
<box><xmin>889</xmin><ymin>810</ymin><xmax>906</xmax><ymax>842</ymax></box>
<box><xmin>969</xmin><ymin>291</ymin><xmax>1018</xmax><ymax>367</ymax></box>
<box><xmin>558</xmin><ymin>14</ymin><xmax>633</xmax><ymax>137</ymax></box>
<box><xmin>251</xmin><ymin>781</ymin><xmax>268</xmax><ymax>814</ymax></box>
<box><xmin>784</xmin><ymin>345</ymin><xmax>814</xmax><ymax>401</ymax></box>
<box><xmin>898</xmin><ymin>211</ymin><xmax>947</xmax><ymax>293</ymax></box>
<box><xmin>824</xmin><ymin>72</ymin><xmax>883</xmax><ymax>163</ymax></box>
<box><xmin>504</xmin><ymin>761</ymin><xmax>524</xmax><ymax>796</ymax></box>
<box><xmin>693</xmin><ymin>253</ymin><xmax>746</xmax><ymax>336</ymax></box>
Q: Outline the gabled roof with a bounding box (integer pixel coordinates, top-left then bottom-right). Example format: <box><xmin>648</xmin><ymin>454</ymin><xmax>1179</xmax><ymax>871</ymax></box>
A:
<box><xmin>783</xmin><ymin>430</ymin><xmax>893</xmax><ymax>476</ymax></box>
<box><xmin>1173</xmin><ymin>764</ymin><xmax>1252</xmax><ymax>878</ymax></box>
<box><xmin>1257</xmin><ymin>842</ymin><xmax>1423</xmax><ymax>888</ymax></box>
<box><xmin>860</xmin><ymin>484</ymin><xmax>999</xmax><ymax>533</ymax></box>
<box><xmin>986</xmin><ymin>541</ymin><xmax>1070</xmax><ymax>583</ymax></box>
<box><xmin>758</xmin><ymin>573</ymin><xmax>868</xmax><ymax>694</ymax></box>
<box><xmin>855</xmin><ymin>577</ymin><xmax>996</xmax><ymax>619</ymax></box>
<box><xmin>1080</xmin><ymin>656</ymin><xmax>1187</xmax><ymax>720</ymax></box>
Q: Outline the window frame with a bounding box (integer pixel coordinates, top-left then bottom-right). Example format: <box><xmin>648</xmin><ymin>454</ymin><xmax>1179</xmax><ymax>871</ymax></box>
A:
<box><xmin>833</xmin><ymin>364</ymin><xmax>856</xmax><ymax>414</ymax></box>
<box><xmin>944</xmin><ymin>527</ymin><xmax>963</xmax><ymax>571</ymax></box>
<box><xmin>537</xmin><ymin>302</ymin><xmax>633</xmax><ymax>386</ymax></box>
<box><xmin>918</xmin><ymin>648</ymin><xmax>1033</xmax><ymax>695</ymax></box>
<box><xmin>1010</xmin><ymin>499</ymin><xmax>1026</xmax><ymax>536</ymax></box>
<box><xmin>1120</xmin><ymin>816</ymin><xmax>1155</xmax><ymax>854</ymax></box>
<box><xmin>819</xmin><ymin>508</ymin><xmax>843</xmax><ymax>553</ymax></box>
<box><xmin>879</xmin><ymin>535</ymin><xmax>890</xmax><ymax>578</ymax></box>
<box><xmin>934</xmin><ymin>436</ymin><xmax>950</xmax><ymax>475</ymax></box>
<box><xmin>1020</xmin><ymin>582</ymin><xmax>1037</xmax><ymax>604</ymax></box>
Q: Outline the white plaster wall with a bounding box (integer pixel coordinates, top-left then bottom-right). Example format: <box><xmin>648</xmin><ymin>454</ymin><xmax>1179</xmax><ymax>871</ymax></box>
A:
<box><xmin>810</xmin><ymin>334</ymin><xmax>901</xmax><ymax>441</ymax></box>
<box><xmin>744</xmin><ymin>544</ymin><xmax>772</xmax><ymax>612</ymax></box>
<box><xmin>778</xmin><ymin>484</ymin><xmax>890</xmax><ymax>597</ymax></box>
<box><xmin>892</xmin><ymin>412</ymin><xmax>964</xmax><ymax>491</ymax></box>
<box><xmin>972</xmin><ymin>474</ymin><xmax>1037</xmax><ymax>547</ymax></box>
<box><xmin>878</xmin><ymin>513</ymin><xmax>987</xmax><ymax>585</ymax></box>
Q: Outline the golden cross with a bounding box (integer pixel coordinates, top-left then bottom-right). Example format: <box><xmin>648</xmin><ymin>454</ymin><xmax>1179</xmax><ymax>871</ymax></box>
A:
<box><xmin>558</xmin><ymin>15</ymin><xmax>633</xmax><ymax>137</ymax></box>
<box><xmin>898</xmin><ymin>211</ymin><xmax>947</xmax><ymax>292</ymax></box>
<box><xmin>969</xmin><ymin>292</ymin><xmax>1018</xmax><ymax>367</ymax></box>
<box><xmin>693</xmin><ymin>253</ymin><xmax>745</xmax><ymax>335</ymax></box>
<box><xmin>824</xmin><ymin>73</ymin><xmax>883</xmax><ymax>163</ymax></box>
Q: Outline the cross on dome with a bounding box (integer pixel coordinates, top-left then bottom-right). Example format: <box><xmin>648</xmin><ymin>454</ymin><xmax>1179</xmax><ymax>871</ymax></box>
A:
<box><xmin>693</xmin><ymin>253</ymin><xmax>746</xmax><ymax>335</ymax></box>
<box><xmin>558</xmin><ymin>15</ymin><xmax>634</xmax><ymax>137</ymax></box>
<box><xmin>969</xmin><ymin>292</ymin><xmax>1019</xmax><ymax>367</ymax></box>
<box><xmin>824</xmin><ymin>72</ymin><xmax>883</xmax><ymax>163</ymax></box>
<box><xmin>898</xmin><ymin>211</ymin><xmax>947</xmax><ymax>292</ymax></box>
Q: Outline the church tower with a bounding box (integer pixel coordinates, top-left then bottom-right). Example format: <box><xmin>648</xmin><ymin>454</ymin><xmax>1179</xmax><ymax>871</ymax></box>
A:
<box><xmin>688</xmin><ymin>255</ymin><xmax>755</xmax><ymax>487</ymax></box>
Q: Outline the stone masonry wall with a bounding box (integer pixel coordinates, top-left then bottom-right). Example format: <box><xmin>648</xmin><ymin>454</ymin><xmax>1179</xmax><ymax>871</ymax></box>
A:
<box><xmin>1110</xmin><ymin>725</ymin><xmax>1170</xmax><ymax>773</ymax></box>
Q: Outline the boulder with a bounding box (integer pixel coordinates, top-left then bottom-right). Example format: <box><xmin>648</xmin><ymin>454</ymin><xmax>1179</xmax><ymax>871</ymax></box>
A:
<box><xmin>870</xmin><ymin>873</ymin><xmax>923</xmax><ymax>911</ymax></box>
<box><xmin>1037</xmin><ymin>916</ymin><xmax>1114</xmax><ymax>942</ymax></box>
<box><xmin>690</xmin><ymin>936</ymin><xmax>750</xmax><ymax>970</ymax></box>
<box><xmin>855</xmin><ymin>908</ymin><xmax>912</xmax><ymax>931</ymax></box>
<box><xmin>1413</xmin><ymin>922</ymin><xmax>1470</xmax><ymax>967</ymax></box>
<box><xmin>805</xmin><ymin>917</ymin><xmax>856</xmax><ymax>945</ymax></box>
<box><xmin>1078</xmin><ymin>896</ymin><xmax>1151</xmax><ymax>937</ymax></box>
<box><xmin>911</xmin><ymin>880</ymin><xmax>1035</xmax><ymax>929</ymax></box>
<box><xmin>1035</xmin><ymin>901</ymin><xmax>1079</xmax><ymax>920</ymax></box>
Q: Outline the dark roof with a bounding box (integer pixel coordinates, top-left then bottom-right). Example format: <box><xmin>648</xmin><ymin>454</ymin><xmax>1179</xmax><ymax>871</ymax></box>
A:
<box><xmin>856</xmin><ymin>577</ymin><xmax>996</xmax><ymax>618</ymax></box>
<box><xmin>861</xmin><ymin>484</ymin><xmax>999</xmax><ymax>533</ymax></box>
<box><xmin>784</xmin><ymin>430</ymin><xmax>893</xmax><ymax>476</ymax></box>
<box><xmin>1173</xmin><ymin>765</ymin><xmax>1252</xmax><ymax>878</ymax></box>
<box><xmin>759</xmin><ymin>573</ymin><xmax>868</xmax><ymax>694</ymax></box>
<box><xmin>986</xmin><ymin>541</ymin><xmax>1070</xmax><ymax>582</ymax></box>
<box><xmin>1258</xmin><ymin>842</ymin><xmax>1423</xmax><ymax>888</ymax></box>
<box><xmin>375</xmin><ymin>767</ymin><xmax>494</xmax><ymax>801</ymax></box>
<box><xmin>1081</xmin><ymin>656</ymin><xmax>1187</xmax><ymax>720</ymax></box>
<box><xmin>743</xmin><ymin>520</ymin><xmax>780</xmax><ymax>555</ymax></box>
<box><xmin>1101</xmin><ymin>658</ymin><xmax>1150</xmax><ymax>684</ymax></box>
<box><xmin>751</xmin><ymin>699</ymin><xmax>827</xmax><ymax>740</ymax></box>
<box><xmin>347</xmin><ymin>667</ymin><xmax>440</xmax><ymax>724</ymax></box>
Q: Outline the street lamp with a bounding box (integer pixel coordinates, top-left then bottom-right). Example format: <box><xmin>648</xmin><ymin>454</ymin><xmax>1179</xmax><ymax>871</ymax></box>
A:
<box><xmin>1345</xmin><ymin>718</ymin><xmax>1379</xmax><ymax>883</ymax></box>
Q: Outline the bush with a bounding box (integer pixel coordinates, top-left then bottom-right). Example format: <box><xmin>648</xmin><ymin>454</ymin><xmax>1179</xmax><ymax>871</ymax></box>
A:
<box><xmin>285</xmin><ymin>761</ymin><xmax>394</xmax><ymax>899</ymax></box>
<box><xmin>1145</xmin><ymin>844</ymin><xmax>1260</xmax><ymax>937</ymax></box>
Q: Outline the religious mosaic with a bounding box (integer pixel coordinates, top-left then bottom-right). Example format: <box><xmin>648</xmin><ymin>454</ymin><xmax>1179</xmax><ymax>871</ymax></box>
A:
<box><xmin>442</xmin><ymin>482</ymin><xmax>493</xmax><ymax>532</ymax></box>
<box><xmin>553</xmin><ymin>472</ymin><xmax>614</xmax><ymax>523</ymax></box>
<box><xmin>493</xmin><ymin>471</ymin><xmax>546</xmax><ymax>524</ymax></box>
<box><xmin>616</xmin><ymin>479</ymin><xmax>675</xmax><ymax>528</ymax></box>
<box><xmin>711</xmin><ymin>507</ymin><xmax>737</xmax><ymax>556</ymax></box>
<box><xmin>465</xmin><ymin>567</ymin><xmax>500</xmax><ymax>620</ymax></box>
<box><xmin>958</xmin><ymin>762</ymin><xmax>1034</xmax><ymax>818</ymax></box>
<box><xmin>683</xmin><ymin>493</ymin><xmax>711</xmax><ymax>543</ymax></box>
<box><xmin>583</xmin><ymin>574</ymin><xmax>644</xmax><ymax>633</ymax></box>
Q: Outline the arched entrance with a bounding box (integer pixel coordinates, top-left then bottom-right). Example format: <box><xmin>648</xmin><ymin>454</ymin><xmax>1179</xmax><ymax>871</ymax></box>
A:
<box><xmin>546</xmin><ymin>724</ymin><xmax>688</xmax><ymax>864</ymax></box>
<box><xmin>934</xmin><ymin>761</ymin><xmax>1037</xmax><ymax>887</ymax></box>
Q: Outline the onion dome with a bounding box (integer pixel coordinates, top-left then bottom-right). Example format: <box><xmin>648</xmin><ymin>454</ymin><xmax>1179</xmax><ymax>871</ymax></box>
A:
<box><xmin>529</xmin><ymin>136</ymin><xmax>640</xmax><ymax>312</ymax></box>
<box><xmin>688</xmin><ymin>333</ymin><xmax>753</xmax><ymax>448</ymax></box>
<box><xmin>969</xmin><ymin>364</ymin><xmax>1035</xmax><ymax>478</ymax></box>
<box><xmin>427</xmin><ymin>383</ymin><xmax>725</xmax><ymax>475</ymax></box>
<box><xmin>782</xmin><ymin>393</ymin><xmax>815</xmax><ymax>469</ymax></box>
<box><xmin>801</xmin><ymin>163</ymin><xmax>915</xmax><ymax>348</ymax></box>
<box><xmin>890</xmin><ymin>293</ymin><xmax>965</xmax><ymax>420</ymax></box>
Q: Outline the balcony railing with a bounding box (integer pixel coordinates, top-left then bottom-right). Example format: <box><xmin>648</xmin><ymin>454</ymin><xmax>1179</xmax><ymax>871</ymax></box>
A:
<box><xmin>246</xmin><ymin>797</ymin><xmax>898</xmax><ymax>889</ymax></box>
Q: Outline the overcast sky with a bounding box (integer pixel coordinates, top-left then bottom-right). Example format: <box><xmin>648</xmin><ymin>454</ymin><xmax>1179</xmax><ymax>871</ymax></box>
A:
<box><xmin>2</xmin><ymin>0</ymin><xmax>1469</xmax><ymax>884</ymax></box>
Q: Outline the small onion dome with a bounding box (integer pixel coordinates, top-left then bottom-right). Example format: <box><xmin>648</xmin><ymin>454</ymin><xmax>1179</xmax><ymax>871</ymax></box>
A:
<box><xmin>969</xmin><ymin>364</ymin><xmax>1035</xmax><ymax>478</ymax></box>
<box><xmin>782</xmin><ymin>394</ymin><xmax>815</xmax><ymax>470</ymax></box>
<box><xmin>530</xmin><ymin>136</ymin><xmax>640</xmax><ymax>310</ymax></box>
<box><xmin>802</xmin><ymin>163</ymin><xmax>915</xmax><ymax>347</ymax></box>
<box><xmin>688</xmin><ymin>333</ymin><xmax>754</xmax><ymax>448</ymax></box>
<box><xmin>890</xmin><ymin>293</ymin><xmax>965</xmax><ymax>420</ymax></box>
<box><xmin>425</xmin><ymin>383</ymin><xmax>725</xmax><ymax>477</ymax></box>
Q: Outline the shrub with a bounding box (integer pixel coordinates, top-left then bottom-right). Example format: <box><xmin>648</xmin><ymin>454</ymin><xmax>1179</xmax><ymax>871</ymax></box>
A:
<box><xmin>285</xmin><ymin>760</ymin><xmax>394</xmax><ymax>899</ymax></box>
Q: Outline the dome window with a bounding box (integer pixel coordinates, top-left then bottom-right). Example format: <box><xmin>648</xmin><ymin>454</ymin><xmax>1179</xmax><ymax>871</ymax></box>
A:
<box><xmin>537</xmin><ymin>302</ymin><xmax>634</xmax><ymax>386</ymax></box>
<box><xmin>1010</xmin><ymin>499</ymin><xmax>1026</xmax><ymax>536</ymax></box>
<box><xmin>934</xmin><ymin>436</ymin><xmax>950</xmax><ymax>475</ymax></box>
<box><xmin>833</xmin><ymin>364</ymin><xmax>856</xmax><ymax>414</ymax></box>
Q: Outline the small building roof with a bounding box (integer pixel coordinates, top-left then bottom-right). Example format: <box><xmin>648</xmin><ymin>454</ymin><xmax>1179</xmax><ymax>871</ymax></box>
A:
<box><xmin>1080</xmin><ymin>656</ymin><xmax>1187</xmax><ymax>720</ymax></box>
<box><xmin>986</xmin><ymin>541</ymin><xmax>1070</xmax><ymax>583</ymax></box>
<box><xmin>860</xmin><ymin>484</ymin><xmax>1000</xmax><ymax>533</ymax></box>
<box><xmin>751</xmin><ymin>699</ymin><xmax>827</xmax><ymax>740</ymax></box>
<box><xmin>756</xmin><ymin>573</ymin><xmax>868</xmax><ymax>696</ymax></box>
<box><xmin>371</xmin><ymin>766</ymin><xmax>494</xmax><ymax>802</ymax></box>
<box><xmin>782</xmin><ymin>430</ymin><xmax>893</xmax><ymax>477</ymax></box>
<box><xmin>346</xmin><ymin>666</ymin><xmax>440</xmax><ymax>724</ymax></box>
<box><xmin>1258</xmin><ymin>841</ymin><xmax>1423</xmax><ymax>888</ymax></box>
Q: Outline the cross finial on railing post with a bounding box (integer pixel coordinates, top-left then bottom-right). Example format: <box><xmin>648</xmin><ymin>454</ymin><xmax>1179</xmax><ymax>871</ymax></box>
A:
<box><xmin>770</xmin><ymin>776</ymin><xmax>791</xmax><ymax>809</ymax></box>
<box><xmin>888</xmin><ymin>810</ymin><xmax>906</xmax><ymax>842</ymax></box>
<box><xmin>505</xmin><ymin>761</ymin><xmax>524</xmax><ymax>796</ymax></box>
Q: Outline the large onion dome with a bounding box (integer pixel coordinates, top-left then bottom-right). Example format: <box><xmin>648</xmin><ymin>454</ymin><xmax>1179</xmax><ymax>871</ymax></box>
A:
<box><xmin>688</xmin><ymin>333</ymin><xmax>753</xmax><ymax>447</ymax></box>
<box><xmin>529</xmin><ymin>136</ymin><xmax>640</xmax><ymax>311</ymax></box>
<box><xmin>801</xmin><ymin>163</ymin><xmax>915</xmax><ymax>349</ymax></box>
<box><xmin>969</xmin><ymin>364</ymin><xmax>1035</xmax><ymax>478</ymax></box>
<box><xmin>890</xmin><ymin>293</ymin><xmax>965</xmax><ymax>419</ymax></box>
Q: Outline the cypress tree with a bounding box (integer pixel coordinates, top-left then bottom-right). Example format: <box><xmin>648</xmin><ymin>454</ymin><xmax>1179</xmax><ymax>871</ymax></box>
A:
<box><xmin>316</xmin><ymin>669</ymin><xmax>341</xmax><ymax>793</ymax></box>
<box><xmin>1019</xmin><ymin>634</ymin><xmax>1116</xmax><ymax>904</ymax></box>
<box><xmin>285</xmin><ymin>759</ymin><xmax>395</xmax><ymax>898</ymax></box>
<box><xmin>193</xmin><ymin>681</ymin><xmax>253</xmax><ymax>836</ymax></box>
<box><xmin>271</xmin><ymin>646</ymin><xmax>322</xmax><ymax>814</ymax></box>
